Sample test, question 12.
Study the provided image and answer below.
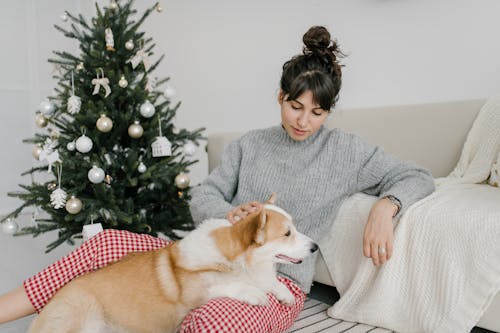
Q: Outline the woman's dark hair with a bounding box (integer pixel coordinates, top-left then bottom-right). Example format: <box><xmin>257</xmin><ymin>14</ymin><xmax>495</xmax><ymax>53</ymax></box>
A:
<box><xmin>280</xmin><ymin>26</ymin><xmax>344</xmax><ymax>111</ymax></box>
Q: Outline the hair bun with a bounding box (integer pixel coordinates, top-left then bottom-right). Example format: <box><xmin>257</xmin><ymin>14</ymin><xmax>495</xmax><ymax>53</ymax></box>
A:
<box><xmin>303</xmin><ymin>26</ymin><xmax>331</xmax><ymax>53</ymax></box>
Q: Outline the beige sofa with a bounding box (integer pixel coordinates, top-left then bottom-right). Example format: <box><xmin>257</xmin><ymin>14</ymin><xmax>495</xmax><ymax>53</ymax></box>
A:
<box><xmin>206</xmin><ymin>99</ymin><xmax>499</xmax><ymax>332</ymax></box>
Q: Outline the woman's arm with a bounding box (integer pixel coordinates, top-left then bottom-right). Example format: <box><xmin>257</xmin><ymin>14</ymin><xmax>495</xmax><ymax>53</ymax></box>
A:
<box><xmin>189</xmin><ymin>139</ymin><xmax>243</xmax><ymax>225</ymax></box>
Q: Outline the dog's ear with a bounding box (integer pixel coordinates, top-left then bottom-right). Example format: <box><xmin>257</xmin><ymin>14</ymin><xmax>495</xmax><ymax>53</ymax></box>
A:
<box><xmin>254</xmin><ymin>210</ymin><xmax>268</xmax><ymax>245</ymax></box>
<box><xmin>265</xmin><ymin>192</ymin><xmax>277</xmax><ymax>205</ymax></box>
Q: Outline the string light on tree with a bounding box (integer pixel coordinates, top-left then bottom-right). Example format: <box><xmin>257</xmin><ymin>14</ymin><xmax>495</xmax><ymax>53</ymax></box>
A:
<box><xmin>96</xmin><ymin>114</ymin><xmax>113</xmax><ymax>133</ymax></box>
<box><xmin>109</xmin><ymin>0</ymin><xmax>118</xmax><ymax>10</ymax></box>
<box><xmin>76</xmin><ymin>62</ymin><xmax>84</xmax><ymax>72</ymax></box>
<box><xmin>65</xmin><ymin>196</ymin><xmax>82</xmax><ymax>214</ymax></box>
<box><xmin>128</xmin><ymin>121</ymin><xmax>144</xmax><ymax>138</ymax></box>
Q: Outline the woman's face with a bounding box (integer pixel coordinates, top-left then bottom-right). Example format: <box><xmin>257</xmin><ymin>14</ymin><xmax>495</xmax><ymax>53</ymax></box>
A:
<box><xmin>279</xmin><ymin>90</ymin><xmax>329</xmax><ymax>141</ymax></box>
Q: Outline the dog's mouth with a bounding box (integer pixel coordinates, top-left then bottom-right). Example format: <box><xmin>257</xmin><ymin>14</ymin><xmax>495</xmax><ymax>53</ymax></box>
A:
<box><xmin>276</xmin><ymin>254</ymin><xmax>302</xmax><ymax>264</ymax></box>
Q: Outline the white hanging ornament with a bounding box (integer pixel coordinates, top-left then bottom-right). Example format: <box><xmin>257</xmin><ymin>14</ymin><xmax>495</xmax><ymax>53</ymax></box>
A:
<box><xmin>66</xmin><ymin>196</ymin><xmax>83</xmax><ymax>214</ymax></box>
<box><xmin>105</xmin><ymin>27</ymin><xmax>115</xmax><ymax>51</ymax></box>
<box><xmin>32</xmin><ymin>145</ymin><xmax>42</xmax><ymax>160</ymax></box>
<box><xmin>140</xmin><ymin>100</ymin><xmax>156</xmax><ymax>118</ymax></box>
<box><xmin>39</xmin><ymin>99</ymin><xmax>55</xmax><ymax>114</ymax></box>
<box><xmin>60</xmin><ymin>12</ymin><xmax>68</xmax><ymax>22</ymax></box>
<box><xmin>50</xmin><ymin>164</ymin><xmax>67</xmax><ymax>209</ymax></box>
<box><xmin>1</xmin><ymin>218</ymin><xmax>18</xmax><ymax>235</ymax></box>
<box><xmin>125</xmin><ymin>39</ymin><xmax>134</xmax><ymax>51</ymax></box>
<box><xmin>92</xmin><ymin>68</ymin><xmax>111</xmax><ymax>98</ymax></box>
<box><xmin>118</xmin><ymin>75</ymin><xmax>128</xmax><ymax>88</ymax></box>
<box><xmin>66</xmin><ymin>141</ymin><xmax>76</xmax><ymax>151</ymax></box>
<box><xmin>172</xmin><ymin>127</ymin><xmax>180</xmax><ymax>135</ymax></box>
<box><xmin>156</xmin><ymin>4</ymin><xmax>163</xmax><ymax>12</ymax></box>
<box><xmin>35</xmin><ymin>112</ymin><xmax>48</xmax><ymax>128</ymax></box>
<box><xmin>76</xmin><ymin>134</ymin><xmax>93</xmax><ymax>153</ymax></box>
<box><xmin>88</xmin><ymin>166</ymin><xmax>105</xmax><ymax>184</ymax></box>
<box><xmin>39</xmin><ymin>138</ymin><xmax>61</xmax><ymax>173</ymax></box>
<box><xmin>175</xmin><ymin>173</ymin><xmax>190</xmax><ymax>189</ymax></box>
<box><xmin>183</xmin><ymin>141</ymin><xmax>196</xmax><ymax>156</ymax></box>
<box><xmin>138</xmin><ymin>162</ymin><xmax>147</xmax><ymax>173</ymax></box>
<box><xmin>96</xmin><ymin>114</ymin><xmax>113</xmax><ymax>133</ymax></box>
<box><xmin>151</xmin><ymin>117</ymin><xmax>171</xmax><ymax>157</ymax></box>
<box><xmin>164</xmin><ymin>85</ymin><xmax>176</xmax><ymax>99</ymax></box>
<box><xmin>67</xmin><ymin>71</ymin><xmax>81</xmax><ymax>115</ymax></box>
<box><xmin>128</xmin><ymin>121</ymin><xmax>144</xmax><ymax>138</ymax></box>
<box><xmin>128</xmin><ymin>41</ymin><xmax>150</xmax><ymax>71</ymax></box>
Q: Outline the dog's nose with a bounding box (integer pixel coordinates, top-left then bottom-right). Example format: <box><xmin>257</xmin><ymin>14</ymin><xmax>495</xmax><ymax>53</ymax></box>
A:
<box><xmin>310</xmin><ymin>243</ymin><xmax>318</xmax><ymax>253</ymax></box>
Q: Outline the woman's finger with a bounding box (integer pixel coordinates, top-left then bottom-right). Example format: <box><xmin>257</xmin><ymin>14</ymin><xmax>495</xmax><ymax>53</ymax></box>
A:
<box><xmin>370</xmin><ymin>243</ymin><xmax>380</xmax><ymax>266</ymax></box>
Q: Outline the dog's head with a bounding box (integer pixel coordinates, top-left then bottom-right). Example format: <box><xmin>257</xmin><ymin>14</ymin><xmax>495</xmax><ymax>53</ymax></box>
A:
<box><xmin>212</xmin><ymin>193</ymin><xmax>318</xmax><ymax>265</ymax></box>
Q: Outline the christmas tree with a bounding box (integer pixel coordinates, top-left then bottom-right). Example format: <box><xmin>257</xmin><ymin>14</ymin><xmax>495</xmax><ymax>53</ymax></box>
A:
<box><xmin>1</xmin><ymin>0</ymin><xmax>204</xmax><ymax>252</ymax></box>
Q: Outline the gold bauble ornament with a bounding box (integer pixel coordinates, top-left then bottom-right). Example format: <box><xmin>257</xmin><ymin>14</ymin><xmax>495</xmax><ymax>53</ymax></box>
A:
<box><xmin>96</xmin><ymin>114</ymin><xmax>113</xmax><ymax>133</ymax></box>
<box><xmin>32</xmin><ymin>145</ymin><xmax>42</xmax><ymax>160</ymax></box>
<box><xmin>65</xmin><ymin>196</ymin><xmax>83</xmax><ymax>214</ymax></box>
<box><xmin>174</xmin><ymin>173</ymin><xmax>190</xmax><ymax>189</ymax></box>
<box><xmin>118</xmin><ymin>75</ymin><xmax>128</xmax><ymax>88</ymax></box>
<box><xmin>128</xmin><ymin>121</ymin><xmax>144</xmax><ymax>139</ymax></box>
<box><xmin>35</xmin><ymin>113</ymin><xmax>48</xmax><ymax>128</ymax></box>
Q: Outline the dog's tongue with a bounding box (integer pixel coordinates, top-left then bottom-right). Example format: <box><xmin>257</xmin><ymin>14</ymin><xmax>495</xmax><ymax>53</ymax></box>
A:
<box><xmin>277</xmin><ymin>254</ymin><xmax>302</xmax><ymax>264</ymax></box>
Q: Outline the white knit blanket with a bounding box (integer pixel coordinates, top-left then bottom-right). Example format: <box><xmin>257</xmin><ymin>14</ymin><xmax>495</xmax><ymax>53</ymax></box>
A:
<box><xmin>321</xmin><ymin>96</ymin><xmax>500</xmax><ymax>333</ymax></box>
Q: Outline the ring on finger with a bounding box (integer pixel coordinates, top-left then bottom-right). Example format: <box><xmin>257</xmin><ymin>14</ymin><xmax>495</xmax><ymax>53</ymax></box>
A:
<box><xmin>378</xmin><ymin>247</ymin><xmax>386</xmax><ymax>255</ymax></box>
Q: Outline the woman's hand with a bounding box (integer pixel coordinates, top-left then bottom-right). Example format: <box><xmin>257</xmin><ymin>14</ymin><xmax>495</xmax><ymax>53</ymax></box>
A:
<box><xmin>363</xmin><ymin>198</ymin><xmax>398</xmax><ymax>266</ymax></box>
<box><xmin>226</xmin><ymin>201</ymin><xmax>262</xmax><ymax>224</ymax></box>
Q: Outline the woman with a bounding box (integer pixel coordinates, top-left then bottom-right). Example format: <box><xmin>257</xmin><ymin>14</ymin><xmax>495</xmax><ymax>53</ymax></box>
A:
<box><xmin>0</xmin><ymin>26</ymin><xmax>434</xmax><ymax>332</ymax></box>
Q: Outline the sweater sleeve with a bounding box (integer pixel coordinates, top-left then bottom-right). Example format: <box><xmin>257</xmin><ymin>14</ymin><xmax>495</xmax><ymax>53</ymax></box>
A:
<box><xmin>189</xmin><ymin>139</ymin><xmax>242</xmax><ymax>225</ymax></box>
<box><xmin>356</xmin><ymin>139</ymin><xmax>435</xmax><ymax>217</ymax></box>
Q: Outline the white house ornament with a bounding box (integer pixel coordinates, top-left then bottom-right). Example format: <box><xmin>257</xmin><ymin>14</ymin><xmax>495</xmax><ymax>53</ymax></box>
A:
<box><xmin>183</xmin><ymin>141</ymin><xmax>196</xmax><ymax>156</ymax></box>
<box><xmin>128</xmin><ymin>121</ymin><xmax>144</xmax><ymax>138</ymax></box>
<box><xmin>105</xmin><ymin>28</ymin><xmax>115</xmax><ymax>51</ymax></box>
<box><xmin>125</xmin><ymin>39</ymin><xmax>134</xmax><ymax>51</ymax></box>
<box><xmin>76</xmin><ymin>134</ymin><xmax>93</xmax><ymax>153</ymax></box>
<box><xmin>118</xmin><ymin>75</ymin><xmax>128</xmax><ymax>88</ymax></box>
<box><xmin>1</xmin><ymin>218</ymin><xmax>18</xmax><ymax>235</ymax></box>
<box><xmin>96</xmin><ymin>114</ymin><xmax>113</xmax><ymax>132</ymax></box>
<box><xmin>92</xmin><ymin>69</ymin><xmax>111</xmax><ymax>98</ymax></box>
<box><xmin>39</xmin><ymin>99</ymin><xmax>55</xmax><ymax>114</ymax></box>
<box><xmin>66</xmin><ymin>196</ymin><xmax>83</xmax><ymax>214</ymax></box>
<box><xmin>35</xmin><ymin>112</ymin><xmax>48</xmax><ymax>128</ymax></box>
<box><xmin>174</xmin><ymin>173</ymin><xmax>190</xmax><ymax>189</ymax></box>
<box><xmin>151</xmin><ymin>136</ymin><xmax>172</xmax><ymax>157</ymax></box>
<box><xmin>88</xmin><ymin>166</ymin><xmax>105</xmax><ymax>184</ymax></box>
<box><xmin>139</xmin><ymin>100</ymin><xmax>155</xmax><ymax>118</ymax></box>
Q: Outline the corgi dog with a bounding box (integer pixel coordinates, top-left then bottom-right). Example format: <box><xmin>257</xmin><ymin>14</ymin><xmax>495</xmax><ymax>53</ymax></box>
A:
<box><xmin>28</xmin><ymin>194</ymin><xmax>318</xmax><ymax>333</ymax></box>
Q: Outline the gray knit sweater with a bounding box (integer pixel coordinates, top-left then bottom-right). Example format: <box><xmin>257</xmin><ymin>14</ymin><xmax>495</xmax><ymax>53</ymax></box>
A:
<box><xmin>189</xmin><ymin>125</ymin><xmax>435</xmax><ymax>293</ymax></box>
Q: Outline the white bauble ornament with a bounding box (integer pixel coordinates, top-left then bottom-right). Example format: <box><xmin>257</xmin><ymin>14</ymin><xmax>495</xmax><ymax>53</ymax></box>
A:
<box><xmin>35</xmin><ymin>113</ymin><xmax>48</xmax><ymax>128</ymax></box>
<box><xmin>164</xmin><ymin>85</ymin><xmax>176</xmax><ymax>99</ymax></box>
<box><xmin>182</xmin><ymin>142</ymin><xmax>196</xmax><ymax>156</ymax></box>
<box><xmin>138</xmin><ymin>162</ymin><xmax>147</xmax><ymax>173</ymax></box>
<box><xmin>76</xmin><ymin>135</ymin><xmax>93</xmax><ymax>153</ymax></box>
<box><xmin>172</xmin><ymin>127</ymin><xmax>180</xmax><ymax>135</ymax></box>
<box><xmin>96</xmin><ymin>114</ymin><xmax>113</xmax><ymax>133</ymax></box>
<box><xmin>139</xmin><ymin>101</ymin><xmax>155</xmax><ymax>118</ymax></box>
<box><xmin>39</xmin><ymin>99</ymin><xmax>55</xmax><ymax>114</ymax></box>
<box><xmin>60</xmin><ymin>12</ymin><xmax>68</xmax><ymax>22</ymax></box>
<box><xmin>156</xmin><ymin>4</ymin><xmax>163</xmax><ymax>12</ymax></box>
<box><xmin>32</xmin><ymin>145</ymin><xmax>42</xmax><ymax>160</ymax></box>
<box><xmin>128</xmin><ymin>121</ymin><xmax>144</xmax><ymax>138</ymax></box>
<box><xmin>125</xmin><ymin>40</ymin><xmax>134</xmax><ymax>51</ymax></box>
<box><xmin>174</xmin><ymin>173</ymin><xmax>190</xmax><ymax>189</ymax></box>
<box><xmin>88</xmin><ymin>166</ymin><xmax>105</xmax><ymax>184</ymax></box>
<box><xmin>109</xmin><ymin>0</ymin><xmax>118</xmax><ymax>10</ymax></box>
<box><xmin>66</xmin><ymin>141</ymin><xmax>76</xmax><ymax>151</ymax></box>
<box><xmin>2</xmin><ymin>218</ymin><xmax>18</xmax><ymax>235</ymax></box>
<box><xmin>66</xmin><ymin>196</ymin><xmax>83</xmax><ymax>214</ymax></box>
<box><xmin>118</xmin><ymin>75</ymin><xmax>128</xmax><ymax>88</ymax></box>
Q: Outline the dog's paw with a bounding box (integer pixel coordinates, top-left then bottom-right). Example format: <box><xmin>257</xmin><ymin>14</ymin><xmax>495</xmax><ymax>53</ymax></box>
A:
<box><xmin>272</xmin><ymin>284</ymin><xmax>295</xmax><ymax>306</ymax></box>
<box><xmin>237</xmin><ymin>289</ymin><xmax>269</xmax><ymax>306</ymax></box>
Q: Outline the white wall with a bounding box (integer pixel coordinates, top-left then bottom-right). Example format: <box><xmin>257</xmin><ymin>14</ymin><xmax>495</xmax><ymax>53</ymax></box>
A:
<box><xmin>0</xmin><ymin>0</ymin><xmax>499</xmax><ymax>329</ymax></box>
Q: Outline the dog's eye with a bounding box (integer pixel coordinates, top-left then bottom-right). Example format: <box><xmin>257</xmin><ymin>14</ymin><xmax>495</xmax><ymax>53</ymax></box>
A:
<box><xmin>285</xmin><ymin>230</ymin><xmax>291</xmax><ymax>237</ymax></box>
